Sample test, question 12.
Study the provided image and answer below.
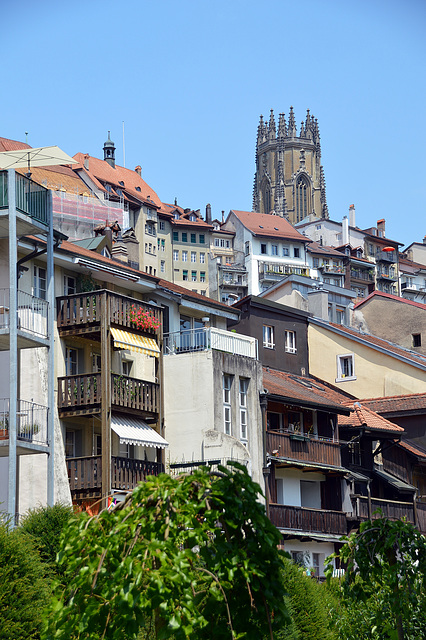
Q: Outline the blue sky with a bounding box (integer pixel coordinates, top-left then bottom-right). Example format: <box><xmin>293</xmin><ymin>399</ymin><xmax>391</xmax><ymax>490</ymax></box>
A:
<box><xmin>2</xmin><ymin>0</ymin><xmax>425</xmax><ymax>248</ymax></box>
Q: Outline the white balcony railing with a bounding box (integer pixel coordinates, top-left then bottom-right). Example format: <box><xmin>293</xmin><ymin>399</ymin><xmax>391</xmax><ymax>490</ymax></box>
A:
<box><xmin>0</xmin><ymin>397</ymin><xmax>48</xmax><ymax>446</ymax></box>
<box><xmin>0</xmin><ymin>288</ymin><xmax>48</xmax><ymax>337</ymax></box>
<box><xmin>163</xmin><ymin>327</ymin><xmax>258</xmax><ymax>359</ymax></box>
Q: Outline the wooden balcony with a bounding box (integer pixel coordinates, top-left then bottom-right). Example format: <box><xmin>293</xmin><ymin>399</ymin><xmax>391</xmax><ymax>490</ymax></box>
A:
<box><xmin>351</xmin><ymin>495</ymin><xmax>416</xmax><ymax>525</ymax></box>
<box><xmin>57</xmin><ymin>373</ymin><xmax>159</xmax><ymax>417</ymax></box>
<box><xmin>266</xmin><ymin>430</ymin><xmax>341</xmax><ymax>467</ymax></box>
<box><xmin>57</xmin><ymin>290</ymin><xmax>161</xmax><ymax>337</ymax></box>
<box><xmin>66</xmin><ymin>455</ymin><xmax>164</xmax><ymax>498</ymax></box>
<box><xmin>269</xmin><ymin>503</ymin><xmax>348</xmax><ymax>535</ymax></box>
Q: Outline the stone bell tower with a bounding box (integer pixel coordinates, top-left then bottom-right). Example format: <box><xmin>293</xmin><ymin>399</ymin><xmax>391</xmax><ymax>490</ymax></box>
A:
<box><xmin>252</xmin><ymin>107</ymin><xmax>329</xmax><ymax>224</ymax></box>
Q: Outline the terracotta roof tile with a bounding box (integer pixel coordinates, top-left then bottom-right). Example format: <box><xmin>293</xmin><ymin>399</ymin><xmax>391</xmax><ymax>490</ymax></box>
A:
<box><xmin>263</xmin><ymin>368</ymin><xmax>352</xmax><ymax>412</ymax></box>
<box><xmin>338</xmin><ymin>402</ymin><xmax>404</xmax><ymax>433</ymax></box>
<box><xmin>360</xmin><ymin>393</ymin><xmax>426</xmax><ymax>413</ymax></box>
<box><xmin>354</xmin><ymin>290</ymin><xmax>426</xmax><ymax>311</ymax></box>
<box><xmin>307</xmin><ymin>241</ymin><xmax>348</xmax><ymax>257</ymax></box>
<box><xmin>398</xmin><ymin>439</ymin><xmax>426</xmax><ymax>459</ymax></box>
<box><xmin>0</xmin><ymin>137</ymin><xmax>31</xmax><ymax>152</ymax></box>
<box><xmin>230</xmin><ymin>210</ymin><xmax>310</xmax><ymax>242</ymax></box>
<box><xmin>16</xmin><ymin>165</ymin><xmax>89</xmax><ymax>196</ymax></box>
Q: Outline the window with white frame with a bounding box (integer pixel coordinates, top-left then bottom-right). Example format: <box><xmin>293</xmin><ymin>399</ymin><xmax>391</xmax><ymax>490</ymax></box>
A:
<box><xmin>239</xmin><ymin>378</ymin><xmax>248</xmax><ymax>441</ymax></box>
<box><xmin>173</xmin><ymin>250</ymin><xmax>179</xmax><ymax>261</ymax></box>
<box><xmin>223</xmin><ymin>374</ymin><xmax>232</xmax><ymax>435</ymax></box>
<box><xmin>260</xmin><ymin>243</ymin><xmax>267</xmax><ymax>255</ymax></box>
<box><xmin>200</xmin><ymin>271</ymin><xmax>206</xmax><ymax>283</ymax></box>
<box><xmin>263</xmin><ymin>325</ymin><xmax>274</xmax><ymax>349</ymax></box>
<box><xmin>182</xmin><ymin>251</ymin><xmax>188</xmax><ymax>262</ymax></box>
<box><xmin>191</xmin><ymin>251</ymin><xmax>196</xmax><ymax>263</ymax></box>
<box><xmin>245</xmin><ymin>241</ymin><xmax>250</xmax><ymax>256</ymax></box>
<box><xmin>200</xmin><ymin>252</ymin><xmax>205</xmax><ymax>264</ymax></box>
<box><xmin>92</xmin><ymin>354</ymin><xmax>101</xmax><ymax>372</ymax></box>
<box><xmin>336</xmin><ymin>354</ymin><xmax>356</xmax><ymax>381</ymax></box>
<box><xmin>161</xmin><ymin>260</ymin><xmax>165</xmax><ymax>273</ymax></box>
<box><xmin>285</xmin><ymin>330</ymin><xmax>296</xmax><ymax>354</ymax></box>
<box><xmin>33</xmin><ymin>265</ymin><xmax>47</xmax><ymax>299</ymax></box>
<box><xmin>65</xmin><ymin>347</ymin><xmax>78</xmax><ymax>376</ymax></box>
<box><xmin>271</xmin><ymin>244</ymin><xmax>278</xmax><ymax>256</ymax></box>
<box><xmin>64</xmin><ymin>275</ymin><xmax>76</xmax><ymax>296</ymax></box>
<box><xmin>283</xmin><ymin>246</ymin><xmax>289</xmax><ymax>256</ymax></box>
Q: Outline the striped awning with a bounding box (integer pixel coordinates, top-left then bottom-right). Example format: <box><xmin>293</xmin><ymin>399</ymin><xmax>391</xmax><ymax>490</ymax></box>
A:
<box><xmin>111</xmin><ymin>414</ymin><xmax>168</xmax><ymax>449</ymax></box>
<box><xmin>111</xmin><ymin>327</ymin><xmax>160</xmax><ymax>358</ymax></box>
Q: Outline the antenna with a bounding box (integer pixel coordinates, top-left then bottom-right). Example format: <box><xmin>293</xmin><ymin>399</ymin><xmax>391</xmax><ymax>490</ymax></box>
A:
<box><xmin>122</xmin><ymin>121</ymin><xmax>125</xmax><ymax>168</ymax></box>
<box><xmin>25</xmin><ymin>131</ymin><xmax>29</xmax><ymax>144</ymax></box>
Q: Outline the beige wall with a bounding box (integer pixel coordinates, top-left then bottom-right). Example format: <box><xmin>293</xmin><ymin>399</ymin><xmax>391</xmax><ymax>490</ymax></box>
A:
<box><xmin>308</xmin><ymin>323</ymin><xmax>426</xmax><ymax>398</ymax></box>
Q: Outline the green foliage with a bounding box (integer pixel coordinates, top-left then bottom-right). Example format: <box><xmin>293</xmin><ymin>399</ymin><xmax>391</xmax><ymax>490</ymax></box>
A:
<box><xmin>20</xmin><ymin>503</ymin><xmax>74</xmax><ymax>572</ymax></box>
<box><xmin>43</xmin><ymin>464</ymin><xmax>291</xmax><ymax>640</ymax></box>
<box><xmin>326</xmin><ymin>517</ymin><xmax>426</xmax><ymax>640</ymax></box>
<box><xmin>0</xmin><ymin>522</ymin><xmax>51</xmax><ymax>640</ymax></box>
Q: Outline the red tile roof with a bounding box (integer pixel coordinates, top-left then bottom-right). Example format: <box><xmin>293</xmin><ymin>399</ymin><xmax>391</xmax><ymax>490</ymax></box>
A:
<box><xmin>359</xmin><ymin>393</ymin><xmax>426</xmax><ymax>414</ymax></box>
<box><xmin>338</xmin><ymin>402</ymin><xmax>404</xmax><ymax>433</ymax></box>
<box><xmin>230</xmin><ymin>210</ymin><xmax>310</xmax><ymax>242</ymax></box>
<box><xmin>73</xmin><ymin>153</ymin><xmax>162</xmax><ymax>209</ymax></box>
<box><xmin>398</xmin><ymin>439</ymin><xmax>426</xmax><ymax>459</ymax></box>
<box><xmin>354</xmin><ymin>290</ymin><xmax>426</xmax><ymax>311</ymax></box>
<box><xmin>263</xmin><ymin>368</ymin><xmax>352</xmax><ymax>413</ymax></box>
<box><xmin>0</xmin><ymin>137</ymin><xmax>31</xmax><ymax>152</ymax></box>
<box><xmin>307</xmin><ymin>241</ymin><xmax>348</xmax><ymax>258</ymax></box>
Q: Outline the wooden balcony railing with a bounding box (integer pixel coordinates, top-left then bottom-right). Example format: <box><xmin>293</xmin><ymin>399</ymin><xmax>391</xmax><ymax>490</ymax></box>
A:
<box><xmin>266</xmin><ymin>431</ymin><xmax>341</xmax><ymax>467</ymax></box>
<box><xmin>57</xmin><ymin>290</ymin><xmax>161</xmax><ymax>336</ymax></box>
<box><xmin>58</xmin><ymin>373</ymin><xmax>159</xmax><ymax>415</ymax></box>
<box><xmin>417</xmin><ymin>502</ymin><xmax>426</xmax><ymax>534</ymax></box>
<box><xmin>269</xmin><ymin>503</ymin><xmax>348</xmax><ymax>535</ymax></box>
<box><xmin>351</xmin><ymin>495</ymin><xmax>415</xmax><ymax>524</ymax></box>
<box><xmin>111</xmin><ymin>374</ymin><xmax>159</xmax><ymax>414</ymax></box>
<box><xmin>66</xmin><ymin>455</ymin><xmax>164</xmax><ymax>494</ymax></box>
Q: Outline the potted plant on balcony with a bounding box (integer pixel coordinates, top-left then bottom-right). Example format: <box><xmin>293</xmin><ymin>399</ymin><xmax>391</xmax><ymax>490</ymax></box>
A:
<box><xmin>18</xmin><ymin>423</ymin><xmax>40</xmax><ymax>441</ymax></box>
<box><xmin>128</xmin><ymin>305</ymin><xmax>160</xmax><ymax>332</ymax></box>
<box><xmin>0</xmin><ymin>417</ymin><xmax>8</xmax><ymax>440</ymax></box>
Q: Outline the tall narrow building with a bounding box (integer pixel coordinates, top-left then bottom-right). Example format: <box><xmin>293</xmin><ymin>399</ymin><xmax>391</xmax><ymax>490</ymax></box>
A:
<box><xmin>252</xmin><ymin>107</ymin><xmax>329</xmax><ymax>224</ymax></box>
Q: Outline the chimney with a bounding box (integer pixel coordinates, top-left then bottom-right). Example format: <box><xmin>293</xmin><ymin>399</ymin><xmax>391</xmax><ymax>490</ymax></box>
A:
<box><xmin>222</xmin><ymin>210</ymin><xmax>225</xmax><ymax>224</ymax></box>
<box><xmin>174</xmin><ymin>197</ymin><xmax>178</xmax><ymax>206</ymax></box>
<box><xmin>377</xmin><ymin>219</ymin><xmax>386</xmax><ymax>238</ymax></box>
<box><xmin>342</xmin><ymin>216</ymin><xmax>349</xmax><ymax>246</ymax></box>
<box><xmin>104</xmin><ymin>226</ymin><xmax>113</xmax><ymax>251</ymax></box>
<box><xmin>84</xmin><ymin>154</ymin><xmax>90</xmax><ymax>171</ymax></box>
<box><xmin>349</xmin><ymin>204</ymin><xmax>356</xmax><ymax>228</ymax></box>
<box><xmin>135</xmin><ymin>165</ymin><xmax>142</xmax><ymax>176</ymax></box>
<box><xmin>423</xmin><ymin>235</ymin><xmax>426</xmax><ymax>245</ymax></box>
<box><xmin>205</xmin><ymin>203</ymin><xmax>212</xmax><ymax>224</ymax></box>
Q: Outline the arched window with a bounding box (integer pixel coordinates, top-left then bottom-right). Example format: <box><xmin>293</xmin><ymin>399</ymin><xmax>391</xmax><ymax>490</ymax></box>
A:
<box><xmin>295</xmin><ymin>175</ymin><xmax>310</xmax><ymax>222</ymax></box>
<box><xmin>262</xmin><ymin>182</ymin><xmax>271</xmax><ymax>214</ymax></box>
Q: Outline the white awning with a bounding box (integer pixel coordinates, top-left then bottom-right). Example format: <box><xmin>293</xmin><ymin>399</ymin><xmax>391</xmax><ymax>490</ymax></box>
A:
<box><xmin>111</xmin><ymin>415</ymin><xmax>168</xmax><ymax>449</ymax></box>
<box><xmin>0</xmin><ymin>145</ymin><xmax>77</xmax><ymax>170</ymax></box>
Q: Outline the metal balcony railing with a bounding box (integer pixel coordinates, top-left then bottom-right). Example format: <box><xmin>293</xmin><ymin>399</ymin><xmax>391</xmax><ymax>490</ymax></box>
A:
<box><xmin>0</xmin><ymin>171</ymin><xmax>48</xmax><ymax>225</ymax></box>
<box><xmin>163</xmin><ymin>327</ymin><xmax>258</xmax><ymax>359</ymax></box>
<box><xmin>0</xmin><ymin>288</ymin><xmax>48</xmax><ymax>337</ymax></box>
<box><xmin>0</xmin><ymin>397</ymin><xmax>48</xmax><ymax>445</ymax></box>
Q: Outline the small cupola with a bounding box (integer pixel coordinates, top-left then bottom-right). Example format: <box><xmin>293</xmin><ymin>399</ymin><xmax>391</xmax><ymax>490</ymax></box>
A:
<box><xmin>103</xmin><ymin>131</ymin><xmax>116</xmax><ymax>168</ymax></box>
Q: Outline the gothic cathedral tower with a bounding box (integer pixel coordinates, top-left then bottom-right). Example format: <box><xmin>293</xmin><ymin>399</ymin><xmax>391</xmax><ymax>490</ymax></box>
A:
<box><xmin>252</xmin><ymin>108</ymin><xmax>329</xmax><ymax>224</ymax></box>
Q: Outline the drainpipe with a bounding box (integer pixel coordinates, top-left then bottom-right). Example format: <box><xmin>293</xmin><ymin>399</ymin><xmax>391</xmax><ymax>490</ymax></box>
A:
<box><xmin>367</xmin><ymin>479</ymin><xmax>372</xmax><ymax>520</ymax></box>
<box><xmin>259</xmin><ymin>392</ymin><xmax>270</xmax><ymax>518</ymax></box>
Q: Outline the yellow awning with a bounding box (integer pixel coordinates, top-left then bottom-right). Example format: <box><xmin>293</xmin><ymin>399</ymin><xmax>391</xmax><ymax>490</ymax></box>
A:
<box><xmin>111</xmin><ymin>327</ymin><xmax>160</xmax><ymax>358</ymax></box>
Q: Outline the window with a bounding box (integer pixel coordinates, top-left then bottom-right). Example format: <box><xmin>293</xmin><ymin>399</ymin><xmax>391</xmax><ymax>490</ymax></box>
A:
<box><xmin>200</xmin><ymin>290</ymin><xmax>206</xmax><ymax>296</ymax></box>
<box><xmin>33</xmin><ymin>265</ymin><xmax>46</xmax><ymax>299</ymax></box>
<box><xmin>189</xmin><ymin>214</ymin><xmax>197</xmax><ymax>222</ymax></box>
<box><xmin>260</xmin><ymin>243</ymin><xmax>267</xmax><ymax>255</ymax></box>
<box><xmin>145</xmin><ymin>221</ymin><xmax>156</xmax><ymax>236</ymax></box>
<box><xmin>263</xmin><ymin>325</ymin><xmax>274</xmax><ymax>349</ymax></box>
<box><xmin>293</xmin><ymin>247</ymin><xmax>300</xmax><ymax>258</ymax></box>
<box><xmin>182</xmin><ymin>270</ymin><xmax>188</xmax><ymax>281</ymax></box>
<box><xmin>239</xmin><ymin>379</ymin><xmax>248</xmax><ymax>441</ymax></box>
<box><xmin>64</xmin><ymin>275</ymin><xmax>76</xmax><ymax>296</ymax></box>
<box><xmin>160</xmin><ymin>260</ymin><xmax>165</xmax><ymax>273</ymax></box>
<box><xmin>412</xmin><ymin>333</ymin><xmax>422</xmax><ymax>347</ymax></box>
<box><xmin>223</xmin><ymin>374</ymin><xmax>232</xmax><ymax>435</ymax></box>
<box><xmin>283</xmin><ymin>246</ymin><xmax>289</xmax><ymax>256</ymax></box>
<box><xmin>174</xmin><ymin>213</ymin><xmax>180</xmax><ymax>220</ymax></box>
<box><xmin>161</xmin><ymin>239</ymin><xmax>165</xmax><ymax>251</ymax></box>
<box><xmin>65</xmin><ymin>347</ymin><xmax>78</xmax><ymax>376</ymax></box>
<box><xmin>159</xmin><ymin>221</ymin><xmax>165</xmax><ymax>231</ymax></box>
<box><xmin>295</xmin><ymin>175</ymin><xmax>309</xmax><ymax>222</ymax></box>
<box><xmin>214</xmin><ymin>238</ymin><xmax>220</xmax><ymax>247</ymax></box>
<box><xmin>182</xmin><ymin>232</ymin><xmax>187</xmax><ymax>242</ymax></box>
<box><xmin>336</xmin><ymin>354</ymin><xmax>355</xmax><ymax>381</ymax></box>
<box><xmin>271</xmin><ymin>244</ymin><xmax>278</xmax><ymax>256</ymax></box>
<box><xmin>92</xmin><ymin>354</ymin><xmax>101</xmax><ymax>372</ymax></box>
<box><xmin>191</xmin><ymin>251</ymin><xmax>196</xmax><ymax>263</ymax></box>
<box><xmin>191</xmin><ymin>271</ymin><xmax>197</xmax><ymax>282</ymax></box>
<box><xmin>199</xmin><ymin>234</ymin><xmax>205</xmax><ymax>244</ymax></box>
<box><xmin>122</xmin><ymin>360</ymin><xmax>132</xmax><ymax>376</ymax></box>
<box><xmin>173</xmin><ymin>231</ymin><xmax>179</xmax><ymax>241</ymax></box>
<box><xmin>173</xmin><ymin>250</ymin><xmax>179</xmax><ymax>261</ymax></box>
<box><xmin>245</xmin><ymin>241</ymin><xmax>250</xmax><ymax>256</ymax></box>
<box><xmin>200</xmin><ymin>253</ymin><xmax>205</xmax><ymax>264</ymax></box>
<box><xmin>313</xmin><ymin>258</ymin><xmax>319</xmax><ymax>268</ymax></box>
<box><xmin>336</xmin><ymin>307</ymin><xmax>345</xmax><ymax>325</ymax></box>
<box><xmin>285</xmin><ymin>330</ymin><xmax>296</xmax><ymax>354</ymax></box>
<box><xmin>65</xmin><ymin>431</ymin><xmax>75</xmax><ymax>458</ymax></box>
<box><xmin>191</xmin><ymin>233</ymin><xmax>196</xmax><ymax>243</ymax></box>
<box><xmin>200</xmin><ymin>271</ymin><xmax>206</xmax><ymax>283</ymax></box>
<box><xmin>182</xmin><ymin>251</ymin><xmax>188</xmax><ymax>262</ymax></box>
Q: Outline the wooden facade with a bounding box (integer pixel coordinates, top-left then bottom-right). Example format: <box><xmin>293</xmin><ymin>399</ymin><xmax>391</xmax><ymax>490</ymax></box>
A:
<box><xmin>266</xmin><ymin>431</ymin><xmax>341</xmax><ymax>467</ymax></box>
<box><xmin>269</xmin><ymin>504</ymin><xmax>347</xmax><ymax>535</ymax></box>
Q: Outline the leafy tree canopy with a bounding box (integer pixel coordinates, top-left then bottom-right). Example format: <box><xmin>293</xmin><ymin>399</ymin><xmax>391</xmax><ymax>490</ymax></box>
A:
<box><xmin>43</xmin><ymin>464</ymin><xmax>291</xmax><ymax>640</ymax></box>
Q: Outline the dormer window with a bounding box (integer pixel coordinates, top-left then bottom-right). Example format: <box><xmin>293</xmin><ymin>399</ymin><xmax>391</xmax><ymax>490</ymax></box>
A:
<box><xmin>105</xmin><ymin>184</ymin><xmax>112</xmax><ymax>193</ymax></box>
<box><xmin>119</xmin><ymin>181</ymin><xmax>124</xmax><ymax>187</ymax></box>
<box><xmin>189</xmin><ymin>214</ymin><xmax>197</xmax><ymax>222</ymax></box>
<box><xmin>116</xmin><ymin>188</ymin><xmax>122</xmax><ymax>196</ymax></box>
<box><xmin>135</xmin><ymin>186</ymin><xmax>141</xmax><ymax>192</ymax></box>
<box><xmin>174</xmin><ymin>213</ymin><xmax>180</xmax><ymax>220</ymax></box>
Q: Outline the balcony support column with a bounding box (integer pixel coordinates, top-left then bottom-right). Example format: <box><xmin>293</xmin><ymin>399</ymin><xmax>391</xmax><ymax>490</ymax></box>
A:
<box><xmin>260</xmin><ymin>393</ymin><xmax>270</xmax><ymax>517</ymax></box>
<box><xmin>47</xmin><ymin>189</ymin><xmax>55</xmax><ymax>506</ymax></box>
<box><xmin>101</xmin><ymin>292</ymin><xmax>111</xmax><ymax>510</ymax></box>
<box><xmin>7</xmin><ymin>170</ymin><xmax>18</xmax><ymax>523</ymax></box>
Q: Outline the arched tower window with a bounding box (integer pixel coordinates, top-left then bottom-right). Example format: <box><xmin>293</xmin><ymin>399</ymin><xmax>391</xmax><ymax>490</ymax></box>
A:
<box><xmin>295</xmin><ymin>175</ymin><xmax>310</xmax><ymax>222</ymax></box>
<box><xmin>261</xmin><ymin>181</ymin><xmax>271</xmax><ymax>214</ymax></box>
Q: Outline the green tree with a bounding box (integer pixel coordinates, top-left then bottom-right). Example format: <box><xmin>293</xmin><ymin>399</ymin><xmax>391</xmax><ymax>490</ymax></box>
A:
<box><xmin>0</xmin><ymin>522</ymin><xmax>51</xmax><ymax>640</ymax></box>
<box><xmin>326</xmin><ymin>516</ymin><xmax>426</xmax><ymax>640</ymax></box>
<box><xmin>43</xmin><ymin>464</ymin><xmax>291</xmax><ymax>640</ymax></box>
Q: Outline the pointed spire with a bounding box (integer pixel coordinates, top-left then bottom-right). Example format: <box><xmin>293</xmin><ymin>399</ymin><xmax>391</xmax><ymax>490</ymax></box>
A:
<box><xmin>320</xmin><ymin>165</ymin><xmax>329</xmax><ymax>219</ymax></box>
<box><xmin>305</xmin><ymin>109</ymin><xmax>313</xmax><ymax>140</ymax></box>
<box><xmin>288</xmin><ymin>106</ymin><xmax>297</xmax><ymax>137</ymax></box>
<box><xmin>257</xmin><ymin>115</ymin><xmax>266</xmax><ymax>146</ymax></box>
<box><xmin>300</xmin><ymin>121</ymin><xmax>305</xmax><ymax>137</ymax></box>
<box><xmin>268</xmin><ymin>109</ymin><xmax>276</xmax><ymax>140</ymax></box>
<box><xmin>278</xmin><ymin>113</ymin><xmax>287</xmax><ymax>138</ymax></box>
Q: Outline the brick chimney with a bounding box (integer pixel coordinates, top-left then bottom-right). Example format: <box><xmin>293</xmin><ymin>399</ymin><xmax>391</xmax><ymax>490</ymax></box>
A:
<box><xmin>135</xmin><ymin>165</ymin><xmax>142</xmax><ymax>176</ymax></box>
<box><xmin>377</xmin><ymin>219</ymin><xmax>386</xmax><ymax>238</ymax></box>
<box><xmin>83</xmin><ymin>154</ymin><xmax>90</xmax><ymax>170</ymax></box>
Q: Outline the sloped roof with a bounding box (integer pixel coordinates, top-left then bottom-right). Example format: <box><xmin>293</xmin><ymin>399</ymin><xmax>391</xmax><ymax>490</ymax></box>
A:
<box><xmin>16</xmin><ymin>165</ymin><xmax>89</xmax><ymax>195</ymax></box>
<box><xmin>398</xmin><ymin>439</ymin><xmax>426</xmax><ymax>459</ymax></box>
<box><xmin>230</xmin><ymin>210</ymin><xmax>310</xmax><ymax>242</ymax></box>
<box><xmin>338</xmin><ymin>402</ymin><xmax>404</xmax><ymax>433</ymax></box>
<box><xmin>360</xmin><ymin>393</ymin><xmax>426</xmax><ymax>414</ymax></box>
<box><xmin>0</xmin><ymin>137</ymin><xmax>31</xmax><ymax>152</ymax></box>
<box><xmin>263</xmin><ymin>368</ymin><xmax>352</xmax><ymax>413</ymax></box>
<box><xmin>307</xmin><ymin>241</ymin><xmax>348</xmax><ymax>257</ymax></box>
<box><xmin>73</xmin><ymin>153</ymin><xmax>162</xmax><ymax>208</ymax></box>
<box><xmin>354</xmin><ymin>290</ymin><xmax>426</xmax><ymax>311</ymax></box>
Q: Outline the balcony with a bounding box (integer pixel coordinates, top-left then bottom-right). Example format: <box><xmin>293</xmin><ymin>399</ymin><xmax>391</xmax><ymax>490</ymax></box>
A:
<box><xmin>0</xmin><ymin>288</ymin><xmax>49</xmax><ymax>349</ymax></box>
<box><xmin>57</xmin><ymin>290</ymin><xmax>161</xmax><ymax>337</ymax></box>
<box><xmin>266</xmin><ymin>430</ymin><xmax>341</xmax><ymax>467</ymax></box>
<box><xmin>0</xmin><ymin>171</ymin><xmax>49</xmax><ymax>227</ymax></box>
<box><xmin>376</xmin><ymin>270</ymin><xmax>397</xmax><ymax>281</ymax></box>
<box><xmin>66</xmin><ymin>455</ymin><xmax>164</xmax><ymax>497</ymax></box>
<box><xmin>350</xmin><ymin>269</ymin><xmax>375</xmax><ymax>283</ymax></box>
<box><xmin>0</xmin><ymin>397</ymin><xmax>48</xmax><ymax>452</ymax></box>
<box><xmin>376</xmin><ymin>250</ymin><xmax>396</xmax><ymax>263</ymax></box>
<box><xmin>163</xmin><ymin>327</ymin><xmax>258</xmax><ymax>359</ymax></box>
<box><xmin>318</xmin><ymin>264</ymin><xmax>345</xmax><ymax>275</ymax></box>
<box><xmin>57</xmin><ymin>373</ymin><xmax>159</xmax><ymax>417</ymax></box>
<box><xmin>259</xmin><ymin>263</ymin><xmax>310</xmax><ymax>280</ymax></box>
<box><xmin>351</xmin><ymin>495</ymin><xmax>415</xmax><ymax>525</ymax></box>
<box><xmin>269</xmin><ymin>503</ymin><xmax>347</xmax><ymax>535</ymax></box>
